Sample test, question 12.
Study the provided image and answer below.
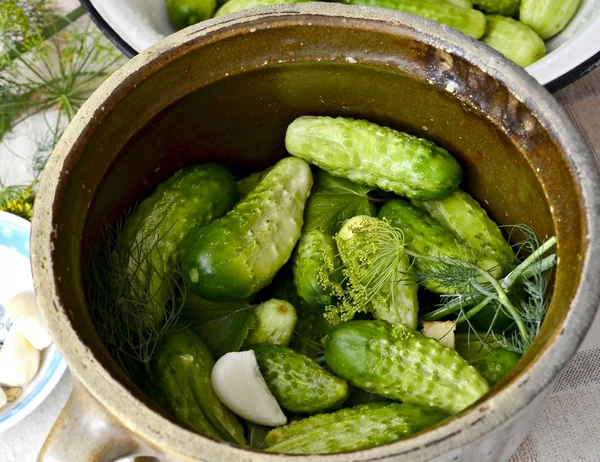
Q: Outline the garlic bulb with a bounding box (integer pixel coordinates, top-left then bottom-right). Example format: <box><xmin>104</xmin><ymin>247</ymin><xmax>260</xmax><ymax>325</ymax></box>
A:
<box><xmin>6</xmin><ymin>291</ymin><xmax>52</xmax><ymax>350</ymax></box>
<box><xmin>0</xmin><ymin>329</ymin><xmax>41</xmax><ymax>387</ymax></box>
<box><xmin>211</xmin><ymin>350</ymin><xmax>286</xmax><ymax>426</ymax></box>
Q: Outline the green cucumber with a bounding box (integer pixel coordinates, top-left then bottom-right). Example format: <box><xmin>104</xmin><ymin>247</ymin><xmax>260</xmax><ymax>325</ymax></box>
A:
<box><xmin>265</xmin><ymin>402</ymin><xmax>448</xmax><ymax>454</ymax></box>
<box><xmin>293</xmin><ymin>230</ymin><xmax>342</xmax><ymax>309</ymax></box>
<box><xmin>293</xmin><ymin>170</ymin><xmax>375</xmax><ymax>309</ymax></box>
<box><xmin>446</xmin><ymin>0</ymin><xmax>472</xmax><ymax>7</ymax></box>
<box><xmin>519</xmin><ymin>0</ymin><xmax>581</xmax><ymax>39</ymax></box>
<box><xmin>482</xmin><ymin>15</ymin><xmax>546</xmax><ymax>67</ymax></box>
<box><xmin>413</xmin><ymin>189</ymin><xmax>515</xmax><ymax>265</ymax></box>
<box><xmin>215</xmin><ymin>0</ymin><xmax>310</xmax><ymax>16</ymax></box>
<box><xmin>244</xmin><ymin>299</ymin><xmax>297</xmax><ymax>347</ymax></box>
<box><xmin>250</xmin><ymin>344</ymin><xmax>349</xmax><ymax>414</ymax></box>
<box><xmin>151</xmin><ymin>329</ymin><xmax>246</xmax><ymax>445</ymax></box>
<box><xmin>116</xmin><ymin>164</ymin><xmax>238</xmax><ymax>326</ymax></box>
<box><xmin>339</xmin><ymin>0</ymin><xmax>486</xmax><ymax>39</ymax></box>
<box><xmin>378</xmin><ymin>200</ymin><xmax>501</xmax><ymax>293</ymax></box>
<box><xmin>472</xmin><ymin>348</ymin><xmax>521</xmax><ymax>386</ymax></box>
<box><xmin>472</xmin><ymin>0</ymin><xmax>520</xmax><ymax>16</ymax></box>
<box><xmin>324</xmin><ymin>320</ymin><xmax>490</xmax><ymax>414</ymax></box>
<box><xmin>183</xmin><ymin>157</ymin><xmax>312</xmax><ymax>301</ymax></box>
<box><xmin>165</xmin><ymin>0</ymin><xmax>216</xmax><ymax>29</ymax></box>
<box><xmin>286</xmin><ymin>116</ymin><xmax>462</xmax><ymax>201</ymax></box>
<box><xmin>237</xmin><ymin>167</ymin><xmax>273</xmax><ymax>200</ymax></box>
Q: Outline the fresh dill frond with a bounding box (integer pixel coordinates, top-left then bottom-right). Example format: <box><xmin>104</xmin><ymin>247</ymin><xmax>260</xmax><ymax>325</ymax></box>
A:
<box><xmin>0</xmin><ymin>182</ymin><xmax>35</xmax><ymax>219</ymax></box>
<box><xmin>323</xmin><ymin>217</ymin><xmax>406</xmax><ymax>325</ymax></box>
<box><xmin>85</xmin><ymin>211</ymin><xmax>185</xmax><ymax>386</ymax></box>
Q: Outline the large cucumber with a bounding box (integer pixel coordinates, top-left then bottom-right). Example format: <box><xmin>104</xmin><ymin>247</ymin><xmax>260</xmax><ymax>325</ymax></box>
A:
<box><xmin>412</xmin><ymin>189</ymin><xmax>515</xmax><ymax>265</ymax></box>
<box><xmin>151</xmin><ymin>329</ymin><xmax>246</xmax><ymax>445</ymax></box>
<box><xmin>378</xmin><ymin>200</ymin><xmax>501</xmax><ymax>292</ymax></box>
<box><xmin>250</xmin><ymin>344</ymin><xmax>349</xmax><ymax>414</ymax></box>
<box><xmin>324</xmin><ymin>321</ymin><xmax>490</xmax><ymax>414</ymax></box>
<box><xmin>116</xmin><ymin>164</ymin><xmax>238</xmax><ymax>326</ymax></box>
<box><xmin>166</xmin><ymin>0</ymin><xmax>215</xmax><ymax>29</ymax></box>
<box><xmin>237</xmin><ymin>167</ymin><xmax>273</xmax><ymax>200</ymax></box>
<box><xmin>482</xmin><ymin>15</ymin><xmax>546</xmax><ymax>67</ymax></box>
<box><xmin>183</xmin><ymin>157</ymin><xmax>312</xmax><ymax>301</ymax></box>
<box><xmin>519</xmin><ymin>0</ymin><xmax>581</xmax><ymax>39</ymax></box>
<box><xmin>286</xmin><ymin>116</ymin><xmax>462</xmax><ymax>201</ymax></box>
<box><xmin>265</xmin><ymin>402</ymin><xmax>448</xmax><ymax>454</ymax></box>
<box><xmin>339</xmin><ymin>0</ymin><xmax>486</xmax><ymax>39</ymax></box>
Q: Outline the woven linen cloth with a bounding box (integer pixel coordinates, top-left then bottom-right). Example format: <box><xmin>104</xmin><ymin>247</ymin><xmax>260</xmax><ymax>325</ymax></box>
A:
<box><xmin>510</xmin><ymin>68</ymin><xmax>600</xmax><ymax>462</ymax></box>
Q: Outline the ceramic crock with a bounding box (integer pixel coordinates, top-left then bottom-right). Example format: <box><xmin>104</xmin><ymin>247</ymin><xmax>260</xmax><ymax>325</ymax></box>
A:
<box><xmin>31</xmin><ymin>4</ymin><xmax>600</xmax><ymax>461</ymax></box>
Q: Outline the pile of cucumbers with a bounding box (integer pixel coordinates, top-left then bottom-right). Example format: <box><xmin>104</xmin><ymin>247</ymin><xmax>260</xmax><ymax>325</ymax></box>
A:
<box><xmin>165</xmin><ymin>0</ymin><xmax>581</xmax><ymax>68</ymax></box>
<box><xmin>89</xmin><ymin>114</ymin><xmax>549</xmax><ymax>454</ymax></box>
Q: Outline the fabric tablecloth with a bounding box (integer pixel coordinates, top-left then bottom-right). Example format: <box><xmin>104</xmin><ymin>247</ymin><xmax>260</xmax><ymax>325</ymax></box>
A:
<box><xmin>1</xmin><ymin>48</ymin><xmax>600</xmax><ymax>462</ymax></box>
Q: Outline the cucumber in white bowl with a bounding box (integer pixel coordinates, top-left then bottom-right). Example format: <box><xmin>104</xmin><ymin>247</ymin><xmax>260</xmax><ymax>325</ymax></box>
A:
<box><xmin>0</xmin><ymin>212</ymin><xmax>66</xmax><ymax>433</ymax></box>
<box><xmin>81</xmin><ymin>0</ymin><xmax>600</xmax><ymax>91</ymax></box>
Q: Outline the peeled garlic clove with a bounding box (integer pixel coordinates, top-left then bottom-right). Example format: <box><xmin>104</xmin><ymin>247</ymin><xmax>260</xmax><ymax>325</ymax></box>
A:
<box><xmin>0</xmin><ymin>387</ymin><xmax>6</xmax><ymax>409</ymax></box>
<box><xmin>6</xmin><ymin>291</ymin><xmax>52</xmax><ymax>350</ymax></box>
<box><xmin>337</xmin><ymin>215</ymin><xmax>372</xmax><ymax>241</ymax></box>
<box><xmin>0</xmin><ymin>329</ymin><xmax>41</xmax><ymax>386</ymax></box>
<box><xmin>422</xmin><ymin>321</ymin><xmax>456</xmax><ymax>349</ymax></box>
<box><xmin>211</xmin><ymin>350</ymin><xmax>287</xmax><ymax>426</ymax></box>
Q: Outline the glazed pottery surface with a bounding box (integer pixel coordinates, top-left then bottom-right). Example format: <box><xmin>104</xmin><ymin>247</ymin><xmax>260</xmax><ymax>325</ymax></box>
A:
<box><xmin>31</xmin><ymin>4</ymin><xmax>600</xmax><ymax>461</ymax></box>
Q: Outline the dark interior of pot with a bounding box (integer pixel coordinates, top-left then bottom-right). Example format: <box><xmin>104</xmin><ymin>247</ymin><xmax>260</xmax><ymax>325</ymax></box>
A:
<box><xmin>48</xmin><ymin>14</ymin><xmax>586</xmax><ymax>440</ymax></box>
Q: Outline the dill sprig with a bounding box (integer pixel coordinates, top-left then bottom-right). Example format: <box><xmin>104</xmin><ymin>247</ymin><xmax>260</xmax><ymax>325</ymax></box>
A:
<box><xmin>84</xmin><ymin>212</ymin><xmax>185</xmax><ymax>386</ymax></box>
<box><xmin>322</xmin><ymin>217</ymin><xmax>407</xmax><ymax>325</ymax></box>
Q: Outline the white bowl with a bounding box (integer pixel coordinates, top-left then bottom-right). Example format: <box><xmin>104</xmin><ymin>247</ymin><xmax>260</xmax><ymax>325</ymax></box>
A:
<box><xmin>82</xmin><ymin>0</ymin><xmax>600</xmax><ymax>91</ymax></box>
<box><xmin>0</xmin><ymin>212</ymin><xmax>67</xmax><ymax>433</ymax></box>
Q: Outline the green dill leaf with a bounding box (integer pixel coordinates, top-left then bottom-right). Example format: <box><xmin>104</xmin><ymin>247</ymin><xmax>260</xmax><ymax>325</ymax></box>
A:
<box><xmin>181</xmin><ymin>291</ymin><xmax>256</xmax><ymax>359</ymax></box>
<box><xmin>304</xmin><ymin>169</ymin><xmax>377</xmax><ymax>234</ymax></box>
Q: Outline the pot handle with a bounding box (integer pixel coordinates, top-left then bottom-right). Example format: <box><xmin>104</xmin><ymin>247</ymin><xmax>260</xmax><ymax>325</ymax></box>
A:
<box><xmin>38</xmin><ymin>379</ymin><xmax>156</xmax><ymax>462</ymax></box>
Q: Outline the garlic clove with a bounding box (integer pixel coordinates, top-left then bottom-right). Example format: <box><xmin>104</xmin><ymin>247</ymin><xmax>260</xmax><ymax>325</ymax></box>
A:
<box><xmin>211</xmin><ymin>350</ymin><xmax>287</xmax><ymax>426</ymax></box>
<box><xmin>6</xmin><ymin>291</ymin><xmax>52</xmax><ymax>350</ymax></box>
<box><xmin>422</xmin><ymin>321</ymin><xmax>456</xmax><ymax>349</ymax></box>
<box><xmin>0</xmin><ymin>386</ymin><xmax>6</xmax><ymax>409</ymax></box>
<box><xmin>0</xmin><ymin>329</ymin><xmax>41</xmax><ymax>387</ymax></box>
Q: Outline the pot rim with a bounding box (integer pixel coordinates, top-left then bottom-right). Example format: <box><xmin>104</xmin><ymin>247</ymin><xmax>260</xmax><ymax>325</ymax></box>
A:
<box><xmin>31</xmin><ymin>4</ymin><xmax>600</xmax><ymax>460</ymax></box>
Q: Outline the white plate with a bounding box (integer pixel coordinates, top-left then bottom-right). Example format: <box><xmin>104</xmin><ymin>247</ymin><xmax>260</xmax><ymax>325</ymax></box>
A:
<box><xmin>0</xmin><ymin>212</ymin><xmax>67</xmax><ymax>433</ymax></box>
<box><xmin>84</xmin><ymin>0</ymin><xmax>600</xmax><ymax>90</ymax></box>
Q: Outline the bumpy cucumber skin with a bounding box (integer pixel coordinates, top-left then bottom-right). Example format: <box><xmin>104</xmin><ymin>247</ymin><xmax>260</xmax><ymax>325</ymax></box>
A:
<box><xmin>472</xmin><ymin>0</ymin><xmax>519</xmax><ymax>15</ymax></box>
<box><xmin>473</xmin><ymin>348</ymin><xmax>521</xmax><ymax>386</ymax></box>
<box><xmin>286</xmin><ymin>116</ymin><xmax>462</xmax><ymax>201</ymax></box>
<box><xmin>244</xmin><ymin>299</ymin><xmax>297</xmax><ymax>347</ymax></box>
<box><xmin>118</xmin><ymin>164</ymin><xmax>238</xmax><ymax>326</ymax></box>
<box><xmin>293</xmin><ymin>229</ymin><xmax>342</xmax><ymax>309</ymax></box>
<box><xmin>340</xmin><ymin>0</ymin><xmax>485</xmax><ymax>39</ymax></box>
<box><xmin>445</xmin><ymin>0</ymin><xmax>472</xmax><ymax>7</ymax></box>
<box><xmin>379</xmin><ymin>200</ymin><xmax>501</xmax><ymax>292</ymax></box>
<box><xmin>265</xmin><ymin>402</ymin><xmax>448</xmax><ymax>454</ymax></box>
<box><xmin>215</xmin><ymin>0</ymin><xmax>309</xmax><ymax>16</ymax></box>
<box><xmin>151</xmin><ymin>329</ymin><xmax>246</xmax><ymax>445</ymax></box>
<box><xmin>519</xmin><ymin>0</ymin><xmax>581</xmax><ymax>39</ymax></box>
<box><xmin>250</xmin><ymin>344</ymin><xmax>349</xmax><ymax>414</ymax></box>
<box><xmin>482</xmin><ymin>15</ymin><xmax>546</xmax><ymax>67</ymax></box>
<box><xmin>166</xmin><ymin>0</ymin><xmax>216</xmax><ymax>29</ymax></box>
<box><xmin>183</xmin><ymin>157</ymin><xmax>312</xmax><ymax>301</ymax></box>
<box><xmin>324</xmin><ymin>321</ymin><xmax>490</xmax><ymax>414</ymax></box>
<box><xmin>413</xmin><ymin>189</ymin><xmax>515</xmax><ymax>265</ymax></box>
<box><xmin>237</xmin><ymin>167</ymin><xmax>273</xmax><ymax>200</ymax></box>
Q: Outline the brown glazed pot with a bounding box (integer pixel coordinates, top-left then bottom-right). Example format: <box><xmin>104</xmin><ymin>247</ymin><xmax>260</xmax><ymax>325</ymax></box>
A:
<box><xmin>31</xmin><ymin>4</ymin><xmax>600</xmax><ymax>462</ymax></box>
